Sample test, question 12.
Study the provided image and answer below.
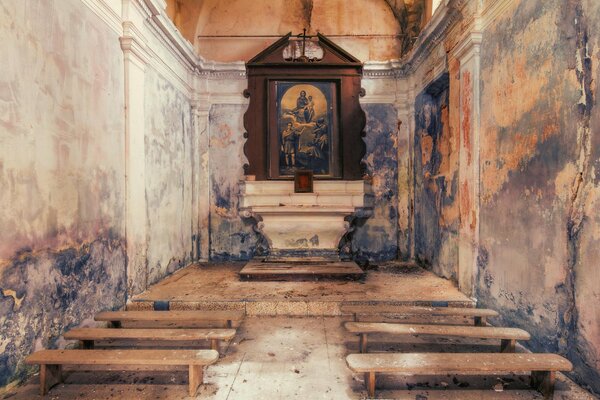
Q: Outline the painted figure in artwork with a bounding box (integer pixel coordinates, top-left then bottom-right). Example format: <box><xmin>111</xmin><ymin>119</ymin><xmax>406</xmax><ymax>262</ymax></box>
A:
<box><xmin>294</xmin><ymin>90</ymin><xmax>309</xmax><ymax>122</ymax></box>
<box><xmin>304</xmin><ymin>95</ymin><xmax>315</xmax><ymax>123</ymax></box>
<box><xmin>281</xmin><ymin>122</ymin><xmax>299</xmax><ymax>167</ymax></box>
<box><xmin>277</xmin><ymin>82</ymin><xmax>333</xmax><ymax>176</ymax></box>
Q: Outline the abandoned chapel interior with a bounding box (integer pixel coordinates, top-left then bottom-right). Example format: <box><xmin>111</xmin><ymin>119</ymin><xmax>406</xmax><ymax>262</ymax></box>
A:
<box><xmin>1</xmin><ymin>0</ymin><xmax>600</xmax><ymax>398</ymax></box>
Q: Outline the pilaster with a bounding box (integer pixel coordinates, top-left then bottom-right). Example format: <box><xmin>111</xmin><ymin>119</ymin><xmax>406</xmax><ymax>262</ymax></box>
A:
<box><xmin>451</xmin><ymin>27</ymin><xmax>482</xmax><ymax>298</ymax></box>
<box><xmin>121</xmin><ymin>0</ymin><xmax>151</xmax><ymax>295</ymax></box>
<box><xmin>191</xmin><ymin>81</ymin><xmax>211</xmax><ymax>262</ymax></box>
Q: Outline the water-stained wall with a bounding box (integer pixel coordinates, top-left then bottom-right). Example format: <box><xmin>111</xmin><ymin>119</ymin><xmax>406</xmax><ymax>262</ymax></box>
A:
<box><xmin>207</xmin><ymin>102</ymin><xmax>400</xmax><ymax>262</ymax></box>
<box><xmin>352</xmin><ymin>104</ymin><xmax>399</xmax><ymax>262</ymax></box>
<box><xmin>209</xmin><ymin>104</ymin><xmax>258</xmax><ymax>260</ymax></box>
<box><xmin>144</xmin><ymin>70</ymin><xmax>194</xmax><ymax>284</ymax></box>
<box><xmin>0</xmin><ymin>0</ymin><xmax>127</xmax><ymax>386</ymax></box>
<box><xmin>477</xmin><ymin>0</ymin><xmax>600</xmax><ymax>391</ymax></box>
<box><xmin>413</xmin><ymin>78</ymin><xmax>459</xmax><ymax>279</ymax></box>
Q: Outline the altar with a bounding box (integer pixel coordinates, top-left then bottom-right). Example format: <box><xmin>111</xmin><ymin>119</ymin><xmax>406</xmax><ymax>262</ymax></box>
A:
<box><xmin>238</xmin><ymin>33</ymin><xmax>372</xmax><ymax>279</ymax></box>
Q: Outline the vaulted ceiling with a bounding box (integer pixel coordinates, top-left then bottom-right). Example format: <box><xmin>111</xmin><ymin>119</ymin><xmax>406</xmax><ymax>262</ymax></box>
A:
<box><xmin>166</xmin><ymin>0</ymin><xmax>429</xmax><ymax>62</ymax></box>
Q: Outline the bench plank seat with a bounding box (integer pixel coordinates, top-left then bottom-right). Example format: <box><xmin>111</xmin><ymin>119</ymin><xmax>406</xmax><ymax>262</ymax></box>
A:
<box><xmin>64</xmin><ymin>328</ymin><xmax>236</xmax><ymax>353</ymax></box>
<box><xmin>95</xmin><ymin>310</ymin><xmax>244</xmax><ymax>328</ymax></box>
<box><xmin>26</xmin><ymin>349</ymin><xmax>218</xmax><ymax>396</ymax></box>
<box><xmin>345</xmin><ymin>322</ymin><xmax>530</xmax><ymax>353</ymax></box>
<box><xmin>341</xmin><ymin>305</ymin><xmax>498</xmax><ymax>326</ymax></box>
<box><xmin>346</xmin><ymin>352</ymin><xmax>572</xmax><ymax>399</ymax></box>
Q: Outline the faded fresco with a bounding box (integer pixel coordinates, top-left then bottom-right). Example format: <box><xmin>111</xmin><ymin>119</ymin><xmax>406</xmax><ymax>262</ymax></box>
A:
<box><xmin>413</xmin><ymin>78</ymin><xmax>459</xmax><ymax>280</ymax></box>
<box><xmin>476</xmin><ymin>0</ymin><xmax>600</xmax><ymax>391</ymax></box>
<box><xmin>209</xmin><ymin>104</ymin><xmax>258</xmax><ymax>260</ymax></box>
<box><xmin>276</xmin><ymin>82</ymin><xmax>334</xmax><ymax>177</ymax></box>
<box><xmin>351</xmin><ymin>104</ymin><xmax>399</xmax><ymax>262</ymax></box>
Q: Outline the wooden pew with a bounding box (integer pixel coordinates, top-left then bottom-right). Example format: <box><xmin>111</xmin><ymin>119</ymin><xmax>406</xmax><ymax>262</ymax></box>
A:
<box><xmin>25</xmin><ymin>349</ymin><xmax>219</xmax><ymax>396</ymax></box>
<box><xmin>95</xmin><ymin>310</ymin><xmax>244</xmax><ymax>329</ymax></box>
<box><xmin>340</xmin><ymin>304</ymin><xmax>498</xmax><ymax>326</ymax></box>
<box><xmin>64</xmin><ymin>328</ymin><xmax>236</xmax><ymax>354</ymax></box>
<box><xmin>345</xmin><ymin>322</ymin><xmax>530</xmax><ymax>353</ymax></box>
<box><xmin>346</xmin><ymin>352</ymin><xmax>572</xmax><ymax>399</ymax></box>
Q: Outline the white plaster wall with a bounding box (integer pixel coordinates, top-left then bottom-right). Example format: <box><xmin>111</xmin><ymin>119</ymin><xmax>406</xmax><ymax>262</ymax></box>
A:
<box><xmin>0</xmin><ymin>0</ymin><xmax>126</xmax><ymax>259</ymax></box>
<box><xmin>144</xmin><ymin>68</ymin><xmax>194</xmax><ymax>284</ymax></box>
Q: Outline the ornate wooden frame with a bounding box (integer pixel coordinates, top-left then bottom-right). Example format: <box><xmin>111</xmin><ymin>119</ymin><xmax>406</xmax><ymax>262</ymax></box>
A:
<box><xmin>243</xmin><ymin>33</ymin><xmax>366</xmax><ymax>180</ymax></box>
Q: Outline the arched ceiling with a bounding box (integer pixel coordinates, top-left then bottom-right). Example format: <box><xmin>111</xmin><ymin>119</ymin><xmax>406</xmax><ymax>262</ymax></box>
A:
<box><xmin>166</xmin><ymin>0</ymin><xmax>427</xmax><ymax>63</ymax></box>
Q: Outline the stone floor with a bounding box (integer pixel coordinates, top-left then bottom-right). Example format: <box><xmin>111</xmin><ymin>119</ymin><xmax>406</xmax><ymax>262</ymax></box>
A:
<box><xmin>128</xmin><ymin>262</ymin><xmax>475</xmax><ymax>314</ymax></box>
<box><xmin>4</xmin><ymin>316</ymin><xmax>597</xmax><ymax>399</ymax></box>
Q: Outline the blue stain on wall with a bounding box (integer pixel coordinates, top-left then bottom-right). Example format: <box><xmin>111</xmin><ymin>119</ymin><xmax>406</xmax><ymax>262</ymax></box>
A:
<box><xmin>209</xmin><ymin>104</ymin><xmax>258</xmax><ymax>261</ymax></box>
<box><xmin>351</xmin><ymin>103</ymin><xmax>399</xmax><ymax>262</ymax></box>
<box><xmin>0</xmin><ymin>237</ymin><xmax>127</xmax><ymax>386</ymax></box>
<box><xmin>413</xmin><ymin>76</ymin><xmax>458</xmax><ymax>279</ymax></box>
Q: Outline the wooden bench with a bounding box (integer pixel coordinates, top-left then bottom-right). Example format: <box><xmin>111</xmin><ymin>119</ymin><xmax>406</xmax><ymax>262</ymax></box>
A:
<box><xmin>95</xmin><ymin>310</ymin><xmax>244</xmax><ymax>329</ymax></box>
<box><xmin>25</xmin><ymin>349</ymin><xmax>219</xmax><ymax>396</ymax></box>
<box><xmin>345</xmin><ymin>322</ymin><xmax>530</xmax><ymax>353</ymax></box>
<box><xmin>64</xmin><ymin>328</ymin><xmax>236</xmax><ymax>354</ymax></box>
<box><xmin>340</xmin><ymin>304</ymin><xmax>498</xmax><ymax>326</ymax></box>
<box><xmin>346</xmin><ymin>352</ymin><xmax>572</xmax><ymax>399</ymax></box>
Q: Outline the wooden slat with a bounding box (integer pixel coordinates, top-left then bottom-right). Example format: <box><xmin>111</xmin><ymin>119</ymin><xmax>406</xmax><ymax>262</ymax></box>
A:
<box><xmin>64</xmin><ymin>328</ymin><xmax>235</xmax><ymax>341</ymax></box>
<box><xmin>95</xmin><ymin>310</ymin><xmax>244</xmax><ymax>324</ymax></box>
<box><xmin>26</xmin><ymin>349</ymin><xmax>219</xmax><ymax>366</ymax></box>
<box><xmin>346</xmin><ymin>353</ymin><xmax>573</xmax><ymax>374</ymax></box>
<box><xmin>345</xmin><ymin>322</ymin><xmax>530</xmax><ymax>341</ymax></box>
<box><xmin>341</xmin><ymin>305</ymin><xmax>498</xmax><ymax>317</ymax></box>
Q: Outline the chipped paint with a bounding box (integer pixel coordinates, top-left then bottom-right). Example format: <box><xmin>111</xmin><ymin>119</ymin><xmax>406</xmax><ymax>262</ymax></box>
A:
<box><xmin>351</xmin><ymin>104</ymin><xmax>399</xmax><ymax>262</ymax></box>
<box><xmin>413</xmin><ymin>78</ymin><xmax>459</xmax><ymax>279</ymax></box>
<box><xmin>144</xmin><ymin>69</ymin><xmax>194</xmax><ymax>285</ymax></box>
<box><xmin>475</xmin><ymin>0</ymin><xmax>600</xmax><ymax>392</ymax></box>
<box><xmin>209</xmin><ymin>105</ymin><xmax>258</xmax><ymax>261</ymax></box>
<box><xmin>0</xmin><ymin>0</ymin><xmax>127</xmax><ymax>389</ymax></box>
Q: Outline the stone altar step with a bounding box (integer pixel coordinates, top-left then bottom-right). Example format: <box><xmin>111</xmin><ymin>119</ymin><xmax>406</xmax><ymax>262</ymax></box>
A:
<box><xmin>239</xmin><ymin>258</ymin><xmax>365</xmax><ymax>281</ymax></box>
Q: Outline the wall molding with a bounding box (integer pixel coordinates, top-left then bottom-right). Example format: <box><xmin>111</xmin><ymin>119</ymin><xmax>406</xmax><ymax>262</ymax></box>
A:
<box><xmin>480</xmin><ymin>0</ymin><xmax>517</xmax><ymax>30</ymax></box>
<box><xmin>81</xmin><ymin>0</ymin><xmax>122</xmax><ymax>35</ymax></box>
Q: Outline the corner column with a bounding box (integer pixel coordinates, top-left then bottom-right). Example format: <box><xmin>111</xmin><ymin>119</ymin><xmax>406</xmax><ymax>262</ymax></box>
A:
<box><xmin>395</xmin><ymin>83</ymin><xmax>416</xmax><ymax>260</ymax></box>
<box><xmin>452</xmin><ymin>29</ymin><xmax>482</xmax><ymax>297</ymax></box>
<box><xmin>121</xmin><ymin>0</ymin><xmax>151</xmax><ymax>295</ymax></box>
<box><xmin>191</xmin><ymin>88</ymin><xmax>211</xmax><ymax>262</ymax></box>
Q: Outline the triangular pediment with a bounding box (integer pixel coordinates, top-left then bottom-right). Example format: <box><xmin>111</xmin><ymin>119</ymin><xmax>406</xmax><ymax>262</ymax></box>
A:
<box><xmin>247</xmin><ymin>33</ymin><xmax>362</xmax><ymax>66</ymax></box>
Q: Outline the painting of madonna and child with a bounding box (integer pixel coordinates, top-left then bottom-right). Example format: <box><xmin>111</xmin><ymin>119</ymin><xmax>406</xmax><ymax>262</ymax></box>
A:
<box><xmin>275</xmin><ymin>81</ymin><xmax>338</xmax><ymax>177</ymax></box>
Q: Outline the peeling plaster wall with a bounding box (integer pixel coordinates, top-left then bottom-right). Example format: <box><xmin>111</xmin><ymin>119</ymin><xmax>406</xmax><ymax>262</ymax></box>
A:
<box><xmin>0</xmin><ymin>0</ymin><xmax>126</xmax><ymax>387</ymax></box>
<box><xmin>413</xmin><ymin>80</ymin><xmax>459</xmax><ymax>279</ymax></box>
<box><xmin>209</xmin><ymin>104</ymin><xmax>258</xmax><ymax>260</ymax></box>
<box><xmin>352</xmin><ymin>104</ymin><xmax>399</xmax><ymax>262</ymax></box>
<box><xmin>476</xmin><ymin>0</ymin><xmax>600</xmax><ymax>392</ymax></box>
<box><xmin>144</xmin><ymin>70</ymin><xmax>194</xmax><ymax>285</ymax></box>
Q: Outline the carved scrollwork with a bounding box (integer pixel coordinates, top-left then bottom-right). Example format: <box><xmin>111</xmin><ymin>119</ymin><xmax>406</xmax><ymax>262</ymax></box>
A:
<box><xmin>243</xmin><ymin>89</ymin><xmax>251</xmax><ymax>98</ymax></box>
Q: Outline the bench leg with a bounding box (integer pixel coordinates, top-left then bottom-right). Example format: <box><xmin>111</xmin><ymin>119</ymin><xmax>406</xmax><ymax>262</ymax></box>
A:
<box><xmin>366</xmin><ymin>371</ymin><xmax>376</xmax><ymax>398</ymax></box>
<box><xmin>359</xmin><ymin>334</ymin><xmax>368</xmax><ymax>353</ymax></box>
<box><xmin>39</xmin><ymin>364</ymin><xmax>62</xmax><ymax>396</ymax></box>
<box><xmin>531</xmin><ymin>371</ymin><xmax>555</xmax><ymax>399</ymax></box>
<box><xmin>226</xmin><ymin>320</ymin><xmax>232</xmax><ymax>329</ymax></box>
<box><xmin>500</xmin><ymin>339</ymin><xmax>516</xmax><ymax>353</ymax></box>
<box><xmin>80</xmin><ymin>340</ymin><xmax>94</xmax><ymax>349</ymax></box>
<box><xmin>188</xmin><ymin>365</ymin><xmax>204</xmax><ymax>397</ymax></box>
<box><xmin>210</xmin><ymin>339</ymin><xmax>219</xmax><ymax>353</ymax></box>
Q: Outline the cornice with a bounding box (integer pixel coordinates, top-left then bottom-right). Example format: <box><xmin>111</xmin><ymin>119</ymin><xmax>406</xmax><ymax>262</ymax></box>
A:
<box><xmin>395</xmin><ymin>0</ymin><xmax>463</xmax><ymax>77</ymax></box>
<box><xmin>480</xmin><ymin>0</ymin><xmax>517</xmax><ymax>30</ymax></box>
<box><xmin>81</xmin><ymin>0</ymin><xmax>122</xmax><ymax>35</ymax></box>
